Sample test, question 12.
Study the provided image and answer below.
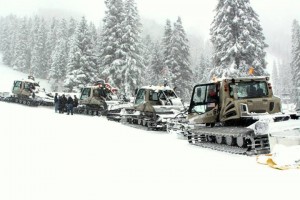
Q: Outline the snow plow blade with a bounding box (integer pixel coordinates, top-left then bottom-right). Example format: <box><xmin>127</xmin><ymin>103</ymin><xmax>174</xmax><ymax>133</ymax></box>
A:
<box><xmin>256</xmin><ymin>144</ymin><xmax>300</xmax><ymax>170</ymax></box>
<box><xmin>249</xmin><ymin>119</ymin><xmax>300</xmax><ymax>151</ymax></box>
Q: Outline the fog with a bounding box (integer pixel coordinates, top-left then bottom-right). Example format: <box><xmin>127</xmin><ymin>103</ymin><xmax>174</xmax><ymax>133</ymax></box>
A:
<box><xmin>1</xmin><ymin>0</ymin><xmax>300</xmax><ymax>57</ymax></box>
<box><xmin>1</xmin><ymin>0</ymin><xmax>299</xmax><ymax>35</ymax></box>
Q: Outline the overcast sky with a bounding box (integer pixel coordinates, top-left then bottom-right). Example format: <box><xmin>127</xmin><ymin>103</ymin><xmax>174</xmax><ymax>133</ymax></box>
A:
<box><xmin>0</xmin><ymin>0</ymin><xmax>300</xmax><ymax>40</ymax></box>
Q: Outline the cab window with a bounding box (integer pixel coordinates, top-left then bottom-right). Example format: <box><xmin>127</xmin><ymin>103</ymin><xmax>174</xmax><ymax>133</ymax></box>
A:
<box><xmin>135</xmin><ymin>89</ymin><xmax>145</xmax><ymax>105</ymax></box>
<box><xmin>24</xmin><ymin>82</ymin><xmax>31</xmax><ymax>91</ymax></box>
<box><xmin>189</xmin><ymin>84</ymin><xmax>218</xmax><ymax>113</ymax></box>
<box><xmin>149</xmin><ymin>90</ymin><xmax>159</xmax><ymax>101</ymax></box>
<box><xmin>229</xmin><ymin>81</ymin><xmax>268</xmax><ymax>99</ymax></box>
<box><xmin>80</xmin><ymin>88</ymin><xmax>91</xmax><ymax>100</ymax></box>
<box><xmin>12</xmin><ymin>81</ymin><xmax>22</xmax><ymax>91</ymax></box>
<box><xmin>164</xmin><ymin>90</ymin><xmax>177</xmax><ymax>98</ymax></box>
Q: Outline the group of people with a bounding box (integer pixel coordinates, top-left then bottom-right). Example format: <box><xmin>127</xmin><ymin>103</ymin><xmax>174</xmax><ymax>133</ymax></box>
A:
<box><xmin>54</xmin><ymin>93</ymin><xmax>78</xmax><ymax>115</ymax></box>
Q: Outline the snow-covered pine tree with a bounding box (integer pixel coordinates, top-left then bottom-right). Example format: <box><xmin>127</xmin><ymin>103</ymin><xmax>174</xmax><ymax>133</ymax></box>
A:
<box><xmin>29</xmin><ymin>16</ymin><xmax>40</xmax><ymax>53</ymax></box>
<box><xmin>141</xmin><ymin>35</ymin><xmax>154</xmax><ymax>85</ymax></box>
<box><xmin>76</xmin><ymin>17</ymin><xmax>99</xmax><ymax>88</ymax></box>
<box><xmin>44</xmin><ymin>18</ymin><xmax>58</xmax><ymax>78</ymax></box>
<box><xmin>66</xmin><ymin>18</ymin><xmax>78</xmax><ymax>60</ymax></box>
<box><xmin>64</xmin><ymin>16</ymin><xmax>98</xmax><ymax>92</ymax></box>
<box><xmin>99</xmin><ymin>0</ymin><xmax>126</xmax><ymax>91</ymax></box>
<box><xmin>25</xmin><ymin>17</ymin><xmax>33</xmax><ymax>70</ymax></box>
<box><xmin>68</xmin><ymin>18</ymin><xmax>77</xmax><ymax>39</ymax></box>
<box><xmin>150</xmin><ymin>41</ymin><xmax>164</xmax><ymax>85</ymax></box>
<box><xmin>194</xmin><ymin>53</ymin><xmax>211</xmax><ymax>84</ymax></box>
<box><xmin>88</xmin><ymin>22</ymin><xmax>100</xmax><ymax>77</ymax></box>
<box><xmin>290</xmin><ymin>19</ymin><xmax>300</xmax><ymax>108</ymax></box>
<box><xmin>210</xmin><ymin>0</ymin><xmax>268</xmax><ymax>78</ymax></box>
<box><xmin>64</xmin><ymin>44</ymin><xmax>80</xmax><ymax>92</ymax></box>
<box><xmin>89</xmin><ymin>22</ymin><xmax>98</xmax><ymax>48</ymax></box>
<box><xmin>0</xmin><ymin>16</ymin><xmax>4</xmax><ymax>50</ymax></box>
<box><xmin>277</xmin><ymin>60</ymin><xmax>293</xmax><ymax>96</ymax></box>
<box><xmin>122</xmin><ymin>0</ymin><xmax>144</xmax><ymax>94</ymax></box>
<box><xmin>140</xmin><ymin>37</ymin><xmax>164</xmax><ymax>87</ymax></box>
<box><xmin>0</xmin><ymin>17</ymin><xmax>4</xmax><ymax>51</ymax></box>
<box><xmin>31</xmin><ymin>18</ymin><xmax>48</xmax><ymax>78</ymax></box>
<box><xmin>161</xmin><ymin>19</ymin><xmax>173</xmax><ymax>84</ymax></box>
<box><xmin>13</xmin><ymin>17</ymin><xmax>30</xmax><ymax>73</ymax></box>
<box><xmin>27</xmin><ymin>16</ymin><xmax>39</xmax><ymax>73</ymax></box>
<box><xmin>48</xmin><ymin>19</ymin><xmax>69</xmax><ymax>91</ymax></box>
<box><xmin>169</xmin><ymin>17</ymin><xmax>192</xmax><ymax>101</ymax></box>
<box><xmin>95</xmin><ymin>25</ymin><xmax>103</xmax><ymax>73</ymax></box>
<box><xmin>271</xmin><ymin>61</ymin><xmax>280</xmax><ymax>95</ymax></box>
<box><xmin>0</xmin><ymin>15</ymin><xmax>18</xmax><ymax>66</ymax></box>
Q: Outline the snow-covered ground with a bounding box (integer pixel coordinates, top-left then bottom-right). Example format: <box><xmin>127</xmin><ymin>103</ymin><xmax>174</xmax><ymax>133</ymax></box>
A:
<box><xmin>0</xmin><ymin>60</ymin><xmax>51</xmax><ymax>93</ymax></box>
<box><xmin>1</xmin><ymin>58</ymin><xmax>300</xmax><ymax>200</ymax></box>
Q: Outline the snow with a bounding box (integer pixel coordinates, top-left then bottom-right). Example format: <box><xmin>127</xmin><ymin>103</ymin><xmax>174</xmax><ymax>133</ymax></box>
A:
<box><xmin>0</xmin><ymin>65</ymin><xmax>51</xmax><ymax>93</ymax></box>
<box><xmin>271</xmin><ymin>145</ymin><xmax>300</xmax><ymax>167</ymax></box>
<box><xmin>1</xmin><ymin>59</ymin><xmax>300</xmax><ymax>200</ymax></box>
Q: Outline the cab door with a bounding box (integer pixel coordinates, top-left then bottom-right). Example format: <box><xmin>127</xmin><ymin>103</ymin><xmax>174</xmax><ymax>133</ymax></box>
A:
<box><xmin>79</xmin><ymin>87</ymin><xmax>91</xmax><ymax>104</ymax></box>
<box><xmin>12</xmin><ymin>81</ymin><xmax>22</xmax><ymax>95</ymax></box>
<box><xmin>21</xmin><ymin>81</ymin><xmax>32</xmax><ymax>96</ymax></box>
<box><xmin>188</xmin><ymin>83</ymin><xmax>219</xmax><ymax>124</ymax></box>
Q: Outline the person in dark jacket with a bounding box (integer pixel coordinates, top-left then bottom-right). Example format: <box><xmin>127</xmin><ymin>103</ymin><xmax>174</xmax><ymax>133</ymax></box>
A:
<box><xmin>54</xmin><ymin>93</ymin><xmax>59</xmax><ymax>113</ymax></box>
<box><xmin>60</xmin><ymin>94</ymin><xmax>67</xmax><ymax>113</ymax></box>
<box><xmin>73</xmin><ymin>95</ymin><xmax>78</xmax><ymax>107</ymax></box>
<box><xmin>67</xmin><ymin>96</ymin><xmax>74</xmax><ymax>115</ymax></box>
<box><xmin>58</xmin><ymin>96</ymin><xmax>62</xmax><ymax>113</ymax></box>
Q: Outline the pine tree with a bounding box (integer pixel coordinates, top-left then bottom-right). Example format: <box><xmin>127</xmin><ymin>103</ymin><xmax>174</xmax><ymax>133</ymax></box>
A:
<box><xmin>29</xmin><ymin>16</ymin><xmax>40</xmax><ymax>52</ymax></box>
<box><xmin>0</xmin><ymin>16</ymin><xmax>4</xmax><ymax>50</ymax></box>
<box><xmin>277</xmin><ymin>60</ymin><xmax>293</xmax><ymax>96</ymax></box>
<box><xmin>141</xmin><ymin>35</ymin><xmax>154</xmax><ymax>85</ymax></box>
<box><xmin>31</xmin><ymin>18</ymin><xmax>48</xmax><ymax>78</ymax></box>
<box><xmin>48</xmin><ymin>19</ymin><xmax>69</xmax><ymax>91</ymax></box>
<box><xmin>64</xmin><ymin>16</ymin><xmax>98</xmax><ymax>92</ymax></box>
<box><xmin>88</xmin><ymin>22</ymin><xmax>99</xmax><ymax>77</ymax></box>
<box><xmin>66</xmin><ymin>18</ymin><xmax>78</xmax><ymax>59</ymax></box>
<box><xmin>0</xmin><ymin>15</ymin><xmax>18</xmax><ymax>66</ymax></box>
<box><xmin>27</xmin><ymin>16</ymin><xmax>42</xmax><ymax>73</ymax></box>
<box><xmin>99</xmin><ymin>0</ymin><xmax>126</xmax><ymax>90</ymax></box>
<box><xmin>271</xmin><ymin>61</ymin><xmax>280</xmax><ymax>95</ymax></box>
<box><xmin>141</xmin><ymin>36</ymin><xmax>164</xmax><ymax>86</ymax></box>
<box><xmin>194</xmin><ymin>53</ymin><xmax>211</xmax><ymax>84</ymax></box>
<box><xmin>122</xmin><ymin>0</ymin><xmax>144</xmax><ymax>94</ymax></box>
<box><xmin>150</xmin><ymin>41</ymin><xmax>164</xmax><ymax>85</ymax></box>
<box><xmin>13</xmin><ymin>17</ymin><xmax>30</xmax><ymax>73</ymax></box>
<box><xmin>169</xmin><ymin>17</ymin><xmax>192</xmax><ymax>101</ymax></box>
<box><xmin>68</xmin><ymin>18</ymin><xmax>77</xmax><ymax>39</ymax></box>
<box><xmin>45</xmin><ymin>18</ymin><xmax>59</xmax><ymax>78</ymax></box>
<box><xmin>25</xmin><ymin>17</ymin><xmax>33</xmax><ymax>69</ymax></box>
<box><xmin>161</xmin><ymin>19</ymin><xmax>173</xmax><ymax>83</ymax></box>
<box><xmin>89</xmin><ymin>22</ymin><xmax>98</xmax><ymax>48</ymax></box>
<box><xmin>290</xmin><ymin>19</ymin><xmax>300</xmax><ymax>108</ymax></box>
<box><xmin>210</xmin><ymin>0</ymin><xmax>268</xmax><ymax>78</ymax></box>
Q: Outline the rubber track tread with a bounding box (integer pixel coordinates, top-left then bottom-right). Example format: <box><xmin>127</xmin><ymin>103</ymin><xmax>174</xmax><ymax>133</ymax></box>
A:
<box><xmin>187</xmin><ymin>130</ymin><xmax>270</xmax><ymax>155</ymax></box>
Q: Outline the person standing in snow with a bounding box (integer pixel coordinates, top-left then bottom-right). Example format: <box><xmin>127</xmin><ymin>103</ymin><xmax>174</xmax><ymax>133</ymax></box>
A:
<box><xmin>54</xmin><ymin>93</ymin><xmax>59</xmax><ymax>113</ymax></box>
<box><xmin>58</xmin><ymin>95</ymin><xmax>62</xmax><ymax>113</ymax></box>
<box><xmin>67</xmin><ymin>95</ymin><xmax>74</xmax><ymax>115</ymax></box>
<box><xmin>73</xmin><ymin>95</ymin><xmax>78</xmax><ymax>107</ymax></box>
<box><xmin>60</xmin><ymin>94</ymin><xmax>67</xmax><ymax>113</ymax></box>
